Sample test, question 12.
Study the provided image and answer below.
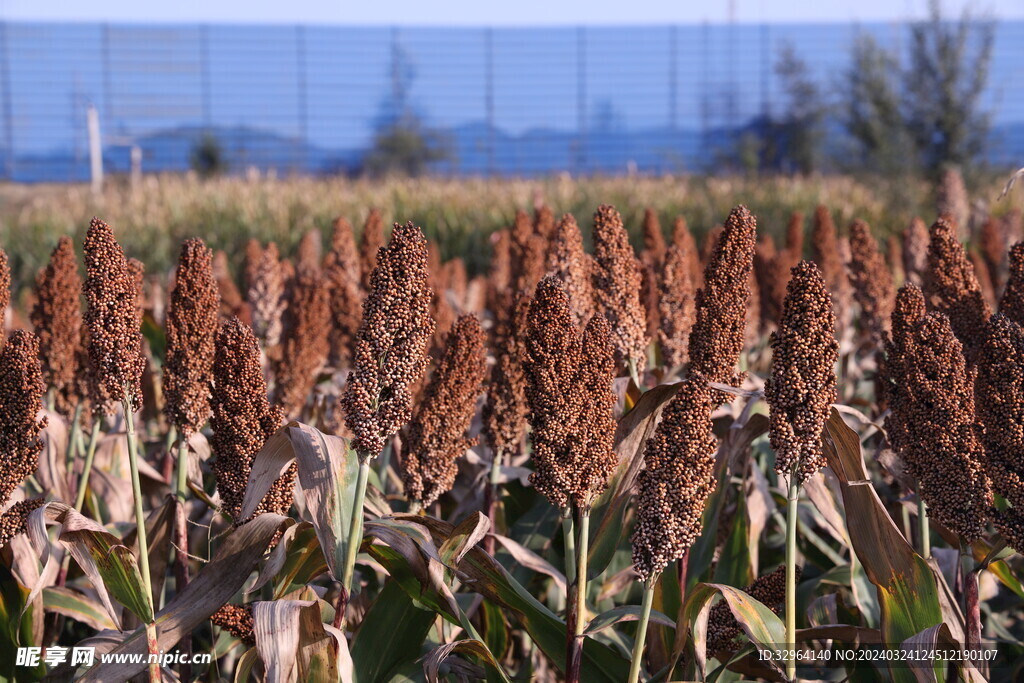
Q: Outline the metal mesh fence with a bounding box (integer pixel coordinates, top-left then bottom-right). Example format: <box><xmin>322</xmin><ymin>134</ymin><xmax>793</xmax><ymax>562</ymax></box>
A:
<box><xmin>1</xmin><ymin>20</ymin><xmax>1021</xmax><ymax>181</ymax></box>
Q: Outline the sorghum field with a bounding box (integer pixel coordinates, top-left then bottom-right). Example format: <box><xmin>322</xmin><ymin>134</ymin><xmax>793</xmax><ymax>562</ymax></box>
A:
<box><xmin>0</xmin><ymin>172</ymin><xmax>1023</xmax><ymax>682</ymax></box>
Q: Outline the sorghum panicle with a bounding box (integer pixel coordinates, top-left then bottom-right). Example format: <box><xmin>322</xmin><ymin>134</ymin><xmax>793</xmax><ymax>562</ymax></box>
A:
<box><xmin>924</xmin><ymin>216</ymin><xmax>991</xmax><ymax>358</ymax></box>
<box><xmin>402</xmin><ymin>315</ymin><xmax>487</xmax><ymax>508</ymax></box>
<box><xmin>31</xmin><ymin>236</ymin><xmax>83</xmax><ymax>418</ymax></box>
<box><xmin>359</xmin><ymin>208</ymin><xmax>386</xmax><ymax>291</ymax></box>
<box><xmin>0</xmin><ymin>330</ymin><xmax>47</xmax><ymax>510</ymax></box>
<box><xmin>687</xmin><ymin>205</ymin><xmax>757</xmax><ymax>400</ymax></box>
<box><xmin>247</xmin><ymin>242</ymin><xmax>288</xmax><ymax>348</ymax></box>
<box><xmin>631</xmin><ymin>373</ymin><xmax>717</xmax><ymax>581</ymax></box>
<box><xmin>324</xmin><ymin>217</ymin><xmax>364</xmax><ymax>368</ymax></box>
<box><xmin>902</xmin><ymin>217</ymin><xmax>930</xmax><ymax>287</ymax></box>
<box><xmin>163</xmin><ymin>238</ymin><xmax>219</xmax><ymax>437</ymax></box>
<box><xmin>210</xmin><ymin>317</ymin><xmax>295</xmax><ymax>521</ymax></box>
<box><xmin>481</xmin><ymin>296</ymin><xmax>529</xmax><ymax>461</ymax></box>
<box><xmin>341</xmin><ymin>222</ymin><xmax>435</xmax><ymax>458</ymax></box>
<box><xmin>657</xmin><ymin>239</ymin><xmax>696</xmax><ymax>368</ymax></box>
<box><xmin>591</xmin><ymin>204</ymin><xmax>648</xmax><ymax>373</ymax></box>
<box><xmin>547</xmin><ymin>213</ymin><xmax>595</xmax><ymax>327</ymax></box>
<box><xmin>811</xmin><ymin>205</ymin><xmax>852</xmax><ymax>330</ymax></box>
<box><xmin>706</xmin><ymin>565</ymin><xmax>796</xmax><ymax>654</ymax></box>
<box><xmin>83</xmin><ymin>218</ymin><xmax>146</xmax><ymax>413</ymax></box>
<box><xmin>522</xmin><ymin>277</ymin><xmax>617</xmax><ymax>510</ymax></box>
<box><xmin>273</xmin><ymin>272</ymin><xmax>331</xmax><ymax>417</ymax></box>
<box><xmin>1001</xmin><ymin>242</ymin><xmax>1024</xmax><ymax>327</ymax></box>
<box><xmin>847</xmin><ymin>220</ymin><xmax>895</xmax><ymax>341</ymax></box>
<box><xmin>884</xmin><ymin>309</ymin><xmax>992</xmax><ymax>542</ymax></box>
<box><xmin>766</xmin><ymin>261</ymin><xmax>838</xmax><ymax>483</ymax></box>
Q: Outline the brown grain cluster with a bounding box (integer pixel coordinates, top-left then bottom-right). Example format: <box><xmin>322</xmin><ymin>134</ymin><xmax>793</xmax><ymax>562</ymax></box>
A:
<box><xmin>82</xmin><ymin>218</ymin><xmax>146</xmax><ymax>413</ymax></box>
<box><xmin>163</xmin><ymin>239</ymin><xmax>219</xmax><ymax>437</ymax></box>
<box><xmin>766</xmin><ymin>262</ymin><xmax>838</xmax><ymax>483</ymax></box>
<box><xmin>591</xmin><ymin>204</ymin><xmax>648</xmax><ymax>373</ymax></box>
<box><xmin>687</xmin><ymin>205</ymin><xmax>757</xmax><ymax>400</ymax></box>
<box><xmin>295</xmin><ymin>229</ymin><xmax>322</xmax><ymax>277</ymax></box>
<box><xmin>879</xmin><ymin>284</ymin><xmax>928</xmax><ymax>438</ymax></box>
<box><xmin>902</xmin><ymin>217</ymin><xmax>930</xmax><ymax>287</ymax></box>
<box><xmin>341</xmin><ymin>222</ymin><xmax>435</xmax><ymax>458</ymax></box>
<box><xmin>974</xmin><ymin>314</ymin><xmax>1024</xmax><ymax>552</ymax></box>
<box><xmin>547</xmin><ymin>214</ymin><xmax>595</xmax><ymax>327</ymax></box>
<box><xmin>811</xmin><ymin>205</ymin><xmax>852</xmax><ymax>330</ymax></box>
<box><xmin>0</xmin><ymin>249</ymin><xmax>9</xmax><ymax>333</ymax></box>
<box><xmin>359</xmin><ymin>209</ymin><xmax>386</xmax><ymax>291</ymax></box>
<box><xmin>0</xmin><ymin>497</ymin><xmax>46</xmax><ymax>549</ymax></box>
<box><xmin>754</xmin><ymin>235</ymin><xmax>781</xmax><ymax>334</ymax></box>
<box><xmin>672</xmin><ymin>216</ymin><xmax>703</xmax><ymax>290</ymax></box>
<box><xmin>706</xmin><ymin>565</ymin><xmax>796</xmax><ymax>654</ymax></box>
<box><xmin>323</xmin><ymin>217</ymin><xmax>364</xmax><ymax>368</ymax></box>
<box><xmin>641</xmin><ymin>208</ymin><xmax>667</xmax><ymax>265</ymax></box>
<box><xmin>846</xmin><ymin>220</ymin><xmax>895</xmax><ymax>341</ymax></box>
<box><xmin>631</xmin><ymin>374</ymin><xmax>717</xmax><ymax>581</ymax></box>
<box><xmin>273</xmin><ymin>272</ymin><xmax>331</xmax><ymax>417</ymax></box>
<box><xmin>210</xmin><ymin>604</ymin><xmax>255</xmax><ymax>644</ymax></box>
<box><xmin>481</xmin><ymin>296</ymin><xmax>529</xmax><ymax>461</ymax></box>
<box><xmin>924</xmin><ymin>216</ymin><xmax>991</xmax><ymax>357</ymax></box>
<box><xmin>213</xmin><ymin>250</ymin><xmax>249</xmax><ymax>324</ymax></box>
<box><xmin>246</xmin><ymin>242</ymin><xmax>288</xmax><ymax>348</ymax></box>
<box><xmin>402</xmin><ymin>315</ymin><xmax>487</xmax><ymax>508</ymax></box>
<box><xmin>936</xmin><ymin>166</ymin><xmax>969</xmax><ymax>235</ymax></box>
<box><xmin>657</xmin><ymin>238</ymin><xmax>696</xmax><ymax>367</ymax></box>
<box><xmin>0</xmin><ymin>331</ymin><xmax>47</xmax><ymax>512</ymax></box>
<box><xmin>883</xmin><ymin>307</ymin><xmax>991</xmax><ymax>542</ymax></box>
<box><xmin>521</xmin><ymin>277</ymin><xmax>618</xmax><ymax>510</ymax></box>
<box><xmin>1000</xmin><ymin>242</ymin><xmax>1024</xmax><ymax>328</ymax></box>
<box><xmin>978</xmin><ymin>216</ymin><xmax>1007</xmax><ymax>293</ymax></box>
<box><xmin>210</xmin><ymin>318</ymin><xmax>295</xmax><ymax>522</ymax></box>
<box><xmin>30</xmin><ymin>236</ymin><xmax>83</xmax><ymax>418</ymax></box>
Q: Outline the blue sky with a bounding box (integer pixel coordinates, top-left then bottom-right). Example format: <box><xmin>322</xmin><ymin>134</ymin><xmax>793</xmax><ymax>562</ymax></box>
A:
<box><xmin>0</xmin><ymin>0</ymin><xmax>1019</xmax><ymax>24</ymax></box>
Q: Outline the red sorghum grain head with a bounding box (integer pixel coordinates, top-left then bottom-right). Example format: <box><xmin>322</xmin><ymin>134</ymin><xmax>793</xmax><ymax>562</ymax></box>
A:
<box><xmin>163</xmin><ymin>238</ymin><xmax>219</xmax><ymax>437</ymax></box>
<box><xmin>273</xmin><ymin>271</ymin><xmax>331</xmax><ymax>418</ymax></box>
<box><xmin>706</xmin><ymin>565</ymin><xmax>796</xmax><ymax>654</ymax></box>
<box><xmin>884</xmin><ymin>309</ymin><xmax>991</xmax><ymax>542</ymax></box>
<box><xmin>341</xmin><ymin>222</ymin><xmax>435</xmax><ymax>458</ymax></box>
<box><xmin>481</xmin><ymin>295</ymin><xmax>529</xmax><ymax>460</ymax></box>
<box><xmin>978</xmin><ymin>216</ymin><xmax>1007</xmax><ymax>293</ymax></box>
<box><xmin>687</xmin><ymin>205</ymin><xmax>757</xmax><ymax>401</ymax></box>
<box><xmin>658</xmin><ymin>239</ymin><xmax>696</xmax><ymax>368</ymax></box>
<box><xmin>811</xmin><ymin>205</ymin><xmax>852</xmax><ymax>330</ymax></box>
<box><xmin>210</xmin><ymin>604</ymin><xmax>255</xmax><ymax>644</ymax></box>
<box><xmin>402</xmin><ymin>315</ymin><xmax>487</xmax><ymax>508</ymax></box>
<box><xmin>0</xmin><ymin>250</ymin><xmax>9</xmax><ymax>335</ymax></box>
<box><xmin>213</xmin><ymin>250</ymin><xmax>248</xmax><ymax>324</ymax></box>
<box><xmin>534</xmin><ymin>204</ymin><xmax>556</xmax><ymax>240</ymax></box>
<box><xmin>879</xmin><ymin>284</ymin><xmax>928</xmax><ymax>436</ymax></box>
<box><xmin>210</xmin><ymin>317</ymin><xmax>295</xmax><ymax>521</ymax></box>
<box><xmin>642</xmin><ymin>208</ymin><xmax>667</xmax><ymax>265</ymax></box>
<box><xmin>324</xmin><ymin>217</ymin><xmax>363</xmax><ymax>368</ymax></box>
<box><xmin>359</xmin><ymin>208</ymin><xmax>387</xmax><ymax>291</ymax></box>
<box><xmin>785</xmin><ymin>212</ymin><xmax>804</xmax><ymax>259</ymax></box>
<box><xmin>247</xmin><ymin>242</ymin><xmax>288</xmax><ymax>348</ymax></box>
<box><xmin>631</xmin><ymin>373</ymin><xmax>717</xmax><ymax>581</ymax></box>
<box><xmin>591</xmin><ymin>204</ymin><xmax>648</xmax><ymax>373</ymax></box>
<box><xmin>672</xmin><ymin>216</ymin><xmax>703</xmax><ymax>290</ymax></box>
<box><xmin>0</xmin><ymin>497</ymin><xmax>46</xmax><ymax>549</ymax></box>
<box><xmin>547</xmin><ymin>213</ymin><xmax>595</xmax><ymax>327</ymax></box>
<box><xmin>970</xmin><ymin>249</ymin><xmax>998</xmax><ymax>311</ymax></box>
<box><xmin>31</xmin><ymin>236</ymin><xmax>83</xmax><ymax>419</ymax></box>
<box><xmin>902</xmin><ymin>217</ymin><xmax>930</xmax><ymax>287</ymax></box>
<box><xmin>847</xmin><ymin>220</ymin><xmax>896</xmax><ymax>341</ymax></box>
<box><xmin>1000</xmin><ymin>242</ymin><xmax>1024</xmax><ymax>327</ymax></box>
<box><xmin>0</xmin><ymin>331</ymin><xmax>47</xmax><ymax>509</ymax></box>
<box><xmin>754</xmin><ymin>235</ymin><xmax>781</xmax><ymax>334</ymax></box>
<box><xmin>83</xmin><ymin>218</ymin><xmax>146</xmax><ymax>413</ymax></box>
<box><xmin>522</xmin><ymin>277</ymin><xmax>617</xmax><ymax>509</ymax></box>
<box><xmin>974</xmin><ymin>314</ymin><xmax>1024</xmax><ymax>552</ymax></box>
<box><xmin>924</xmin><ymin>216</ymin><xmax>991</xmax><ymax>358</ymax></box>
<box><xmin>766</xmin><ymin>261</ymin><xmax>838</xmax><ymax>483</ymax></box>
<box><xmin>295</xmin><ymin>229</ymin><xmax>323</xmax><ymax>277</ymax></box>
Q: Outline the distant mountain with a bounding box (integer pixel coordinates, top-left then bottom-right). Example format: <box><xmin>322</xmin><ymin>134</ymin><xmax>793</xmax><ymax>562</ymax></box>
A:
<box><xmin>6</xmin><ymin>120</ymin><xmax>1024</xmax><ymax>182</ymax></box>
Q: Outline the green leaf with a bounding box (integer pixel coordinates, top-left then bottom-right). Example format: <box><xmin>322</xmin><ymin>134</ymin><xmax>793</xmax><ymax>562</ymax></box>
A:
<box><xmin>712</xmin><ymin>495</ymin><xmax>753</xmax><ymax>588</ymax></box>
<box><xmin>588</xmin><ymin>382</ymin><xmax>683</xmax><ymax>578</ymax></box>
<box><xmin>0</xmin><ymin>564</ymin><xmax>43</xmax><ymax>682</ymax></box>
<box><xmin>677</xmin><ymin>582</ymin><xmax>787</xmax><ymax>680</ymax></box>
<box><xmin>351</xmin><ymin>579</ymin><xmax>436</xmax><ymax>683</ymax></box>
<box><xmin>421</xmin><ymin>639</ymin><xmax>513</xmax><ymax>683</ymax></box>
<box><xmin>822</xmin><ymin>409</ymin><xmax>946</xmax><ymax>683</ymax></box>
<box><xmin>241</xmin><ymin>421</ymin><xmax>360</xmax><ymax>582</ymax></box>
<box><xmin>584</xmin><ymin>605</ymin><xmax>675</xmax><ymax>635</ymax></box>
<box><xmin>42</xmin><ymin>587</ymin><xmax>117</xmax><ymax>631</ymax></box>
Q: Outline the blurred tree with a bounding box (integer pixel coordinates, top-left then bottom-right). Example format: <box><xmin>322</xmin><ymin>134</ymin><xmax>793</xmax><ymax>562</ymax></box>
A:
<box><xmin>774</xmin><ymin>43</ymin><xmax>827</xmax><ymax>175</ymax></box>
<box><xmin>362</xmin><ymin>36</ymin><xmax>451</xmax><ymax>177</ymax></box>
<box><xmin>190</xmin><ymin>133</ymin><xmax>227</xmax><ymax>179</ymax></box>
<box><xmin>841</xmin><ymin>1</ymin><xmax>993</xmax><ymax>178</ymax></box>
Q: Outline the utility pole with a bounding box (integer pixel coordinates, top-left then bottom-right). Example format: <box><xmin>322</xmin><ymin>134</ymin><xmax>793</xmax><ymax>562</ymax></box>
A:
<box><xmin>87</xmin><ymin>103</ymin><xmax>103</xmax><ymax>195</ymax></box>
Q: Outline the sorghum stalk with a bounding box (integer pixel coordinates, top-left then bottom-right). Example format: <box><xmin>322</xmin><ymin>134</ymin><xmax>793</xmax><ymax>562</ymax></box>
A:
<box><xmin>124</xmin><ymin>387</ymin><xmax>160</xmax><ymax>683</ymax></box>
<box><xmin>72</xmin><ymin>420</ymin><xmax>102</xmax><ymax>512</ymax></box>
<box><xmin>786</xmin><ymin>465</ymin><xmax>799</xmax><ymax>682</ymax></box>
<box><xmin>566</xmin><ymin>506</ymin><xmax>590</xmax><ymax>683</ymax></box>
<box><xmin>561</xmin><ymin>507</ymin><xmax>576</xmax><ymax>586</ymax></box>
<box><xmin>918</xmin><ymin>497</ymin><xmax>931</xmax><ymax>559</ymax></box>
<box><xmin>627</xmin><ymin>577</ymin><xmax>656</xmax><ymax>683</ymax></box>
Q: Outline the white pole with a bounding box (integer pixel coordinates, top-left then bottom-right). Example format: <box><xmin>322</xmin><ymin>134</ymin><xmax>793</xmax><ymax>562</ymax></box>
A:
<box><xmin>130</xmin><ymin>144</ymin><xmax>142</xmax><ymax>189</ymax></box>
<box><xmin>87</xmin><ymin>104</ymin><xmax>103</xmax><ymax>195</ymax></box>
